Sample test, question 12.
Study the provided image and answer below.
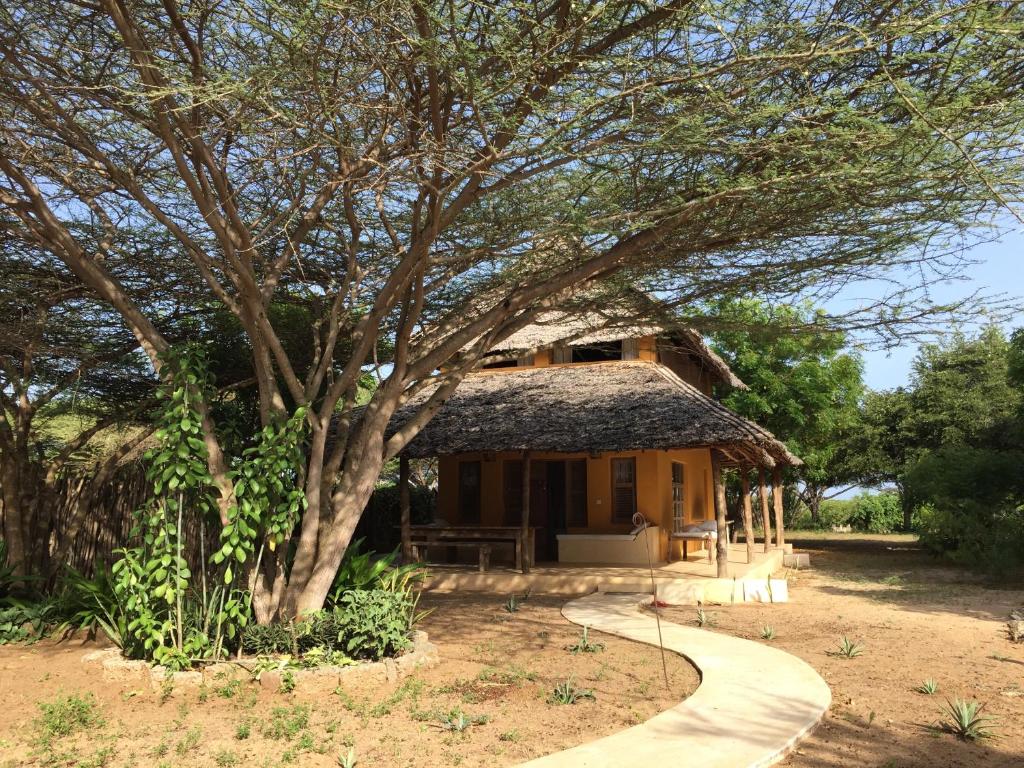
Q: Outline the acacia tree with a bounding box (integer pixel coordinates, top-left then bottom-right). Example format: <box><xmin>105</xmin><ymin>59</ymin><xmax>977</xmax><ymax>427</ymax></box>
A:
<box><xmin>1</xmin><ymin>0</ymin><xmax>1022</xmax><ymax>619</ymax></box>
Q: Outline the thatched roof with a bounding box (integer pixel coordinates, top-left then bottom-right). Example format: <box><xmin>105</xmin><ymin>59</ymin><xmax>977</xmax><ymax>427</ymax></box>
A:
<box><xmin>392</xmin><ymin>361</ymin><xmax>799</xmax><ymax>467</ymax></box>
<box><xmin>489</xmin><ymin>311</ymin><xmax>746</xmax><ymax>390</ymax></box>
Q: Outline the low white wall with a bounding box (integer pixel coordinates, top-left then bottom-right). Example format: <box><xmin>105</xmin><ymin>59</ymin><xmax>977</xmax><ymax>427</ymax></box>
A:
<box><xmin>557</xmin><ymin>526</ymin><xmax>661</xmax><ymax>565</ymax></box>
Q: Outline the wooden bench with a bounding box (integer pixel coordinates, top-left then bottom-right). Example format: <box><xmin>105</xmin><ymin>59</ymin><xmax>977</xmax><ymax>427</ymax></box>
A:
<box><xmin>410</xmin><ymin>540</ymin><xmax>493</xmax><ymax>572</ymax></box>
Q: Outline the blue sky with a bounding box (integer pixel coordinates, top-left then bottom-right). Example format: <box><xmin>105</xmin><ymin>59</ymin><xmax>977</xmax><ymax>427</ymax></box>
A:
<box><xmin>831</xmin><ymin>225</ymin><xmax>1024</xmax><ymax>391</ymax></box>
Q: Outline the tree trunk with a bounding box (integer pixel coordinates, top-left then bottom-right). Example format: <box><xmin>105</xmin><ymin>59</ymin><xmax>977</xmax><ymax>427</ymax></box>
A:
<box><xmin>711</xmin><ymin>451</ymin><xmax>728</xmax><ymax>577</ymax></box>
<box><xmin>0</xmin><ymin>452</ymin><xmax>29</xmax><ymax>579</ymax></box>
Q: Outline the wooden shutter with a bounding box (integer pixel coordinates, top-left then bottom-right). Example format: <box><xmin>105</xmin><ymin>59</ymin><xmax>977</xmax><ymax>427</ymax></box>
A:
<box><xmin>567</xmin><ymin>460</ymin><xmax>588</xmax><ymax>527</ymax></box>
<box><xmin>671</xmin><ymin>462</ymin><xmax>685</xmax><ymax>533</ymax></box>
<box><xmin>458</xmin><ymin>461</ymin><xmax>482</xmax><ymax>523</ymax></box>
<box><xmin>611</xmin><ymin>457</ymin><xmax>636</xmax><ymax>523</ymax></box>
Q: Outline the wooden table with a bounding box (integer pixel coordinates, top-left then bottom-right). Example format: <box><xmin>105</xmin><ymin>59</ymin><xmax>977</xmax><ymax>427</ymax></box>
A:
<box><xmin>408</xmin><ymin>525</ymin><xmax>537</xmax><ymax>573</ymax></box>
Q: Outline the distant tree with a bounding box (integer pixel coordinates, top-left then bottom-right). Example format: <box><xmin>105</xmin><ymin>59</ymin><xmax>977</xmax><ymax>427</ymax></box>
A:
<box><xmin>850</xmin><ymin>326</ymin><xmax>1022</xmax><ymax>530</ymax></box>
<box><xmin>709</xmin><ymin>299</ymin><xmax>865</xmax><ymax>524</ymax></box>
<box><xmin>2</xmin><ymin>1</ymin><xmax>1022</xmax><ymax>618</ymax></box>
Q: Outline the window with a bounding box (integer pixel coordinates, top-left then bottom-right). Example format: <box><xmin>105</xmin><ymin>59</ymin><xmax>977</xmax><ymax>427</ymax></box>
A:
<box><xmin>458</xmin><ymin>461</ymin><xmax>482</xmax><ymax>523</ymax></box>
<box><xmin>611</xmin><ymin>457</ymin><xmax>636</xmax><ymax>523</ymax></box>
<box><xmin>571</xmin><ymin>340</ymin><xmax>623</xmax><ymax>363</ymax></box>
<box><xmin>671</xmin><ymin>462</ymin><xmax>685</xmax><ymax>534</ymax></box>
<box><xmin>481</xmin><ymin>352</ymin><xmax>518</xmax><ymax>369</ymax></box>
<box><xmin>567</xmin><ymin>460</ymin><xmax>588</xmax><ymax>527</ymax></box>
<box><xmin>503</xmin><ymin>460</ymin><xmax>523</xmax><ymax>524</ymax></box>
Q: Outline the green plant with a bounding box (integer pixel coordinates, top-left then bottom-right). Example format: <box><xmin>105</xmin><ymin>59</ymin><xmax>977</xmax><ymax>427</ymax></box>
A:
<box><xmin>0</xmin><ymin>599</ymin><xmax>55</xmax><ymax>644</ymax></box>
<box><xmin>695</xmin><ymin>608</ymin><xmax>716</xmax><ymax>627</ymax></box>
<box><xmin>566</xmin><ymin>626</ymin><xmax>605</xmax><ymax>654</ymax></box>
<box><xmin>939</xmin><ymin>698</ymin><xmax>995</xmax><ymax>741</ymax></box>
<box><xmin>332</xmin><ymin>589</ymin><xmax>416</xmax><ymax>660</ymax></box>
<box><xmin>110</xmin><ymin>347</ymin><xmax>308</xmax><ymax>667</ymax></box>
<box><xmin>915</xmin><ymin>679</ymin><xmax>939</xmax><ymax>695</ymax></box>
<box><xmin>214</xmin><ymin>749</ymin><xmax>240</xmax><ymax>767</ymax></box>
<box><xmin>175</xmin><ymin>727</ymin><xmax>202</xmax><ymax>756</ymax></box>
<box><xmin>35</xmin><ymin>693</ymin><xmax>104</xmax><ymax>740</ymax></box>
<box><xmin>498</xmin><ymin>729</ymin><xmax>521</xmax><ymax>742</ymax></box>
<box><xmin>53</xmin><ymin>565</ymin><xmax>127</xmax><ymax>647</ymax></box>
<box><xmin>235</xmin><ymin>721</ymin><xmax>251</xmax><ymax>740</ymax></box>
<box><xmin>549</xmin><ymin>677</ymin><xmax>596</xmax><ymax>705</ymax></box>
<box><xmin>834</xmin><ymin>636</ymin><xmax>864</xmax><ymax>658</ymax></box>
<box><xmin>438</xmin><ymin>708</ymin><xmax>488</xmax><ymax>732</ymax></box>
<box><xmin>337</xmin><ymin>747</ymin><xmax>358</xmax><ymax>768</ymax></box>
<box><xmin>760</xmin><ymin>625</ymin><xmax>776</xmax><ymax>641</ymax></box>
<box><xmin>327</xmin><ymin>538</ymin><xmax>427</xmax><ymax>603</ymax></box>
<box><xmin>261</xmin><ymin>704</ymin><xmax>310</xmax><ymax>741</ymax></box>
<box><xmin>279</xmin><ymin>669</ymin><xmax>296</xmax><ymax>693</ymax></box>
<box><xmin>503</xmin><ymin>594</ymin><xmax>520</xmax><ymax>613</ymax></box>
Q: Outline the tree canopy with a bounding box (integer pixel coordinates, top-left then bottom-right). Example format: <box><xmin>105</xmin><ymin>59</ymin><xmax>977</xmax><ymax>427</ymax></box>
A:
<box><xmin>2</xmin><ymin>0</ymin><xmax>1023</xmax><ymax>615</ymax></box>
<box><xmin>708</xmin><ymin>299</ymin><xmax>865</xmax><ymax>521</ymax></box>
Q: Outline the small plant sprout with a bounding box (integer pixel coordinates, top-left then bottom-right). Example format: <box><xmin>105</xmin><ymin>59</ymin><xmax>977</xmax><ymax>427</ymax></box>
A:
<box><xmin>279</xmin><ymin>670</ymin><xmax>296</xmax><ymax>694</ymax></box>
<box><xmin>549</xmin><ymin>677</ymin><xmax>596</xmax><ymax>705</ymax></box>
<box><xmin>337</xmin><ymin>747</ymin><xmax>358</xmax><ymax>768</ymax></box>
<box><xmin>504</xmin><ymin>595</ymin><xmax>519</xmax><ymax>613</ymax></box>
<box><xmin>695</xmin><ymin>608</ymin><xmax>717</xmax><ymax>628</ymax></box>
<box><xmin>834</xmin><ymin>636</ymin><xmax>864</xmax><ymax>658</ymax></box>
<box><xmin>939</xmin><ymin>698</ymin><xmax>995</xmax><ymax>741</ymax></box>
<box><xmin>566</xmin><ymin>626</ymin><xmax>605</xmax><ymax>654</ymax></box>
<box><xmin>438</xmin><ymin>709</ymin><xmax>489</xmax><ymax>732</ymax></box>
<box><xmin>915</xmin><ymin>679</ymin><xmax>939</xmax><ymax>695</ymax></box>
<box><xmin>759</xmin><ymin>625</ymin><xmax>776</xmax><ymax>641</ymax></box>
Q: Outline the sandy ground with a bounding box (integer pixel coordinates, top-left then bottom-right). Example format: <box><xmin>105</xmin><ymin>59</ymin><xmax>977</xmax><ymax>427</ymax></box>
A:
<box><xmin>662</xmin><ymin>534</ymin><xmax>1024</xmax><ymax>768</ymax></box>
<box><xmin>0</xmin><ymin>593</ymin><xmax>696</xmax><ymax>768</ymax></box>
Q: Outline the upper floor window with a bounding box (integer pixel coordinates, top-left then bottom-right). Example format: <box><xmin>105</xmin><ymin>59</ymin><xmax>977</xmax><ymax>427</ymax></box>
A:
<box><xmin>570</xmin><ymin>340</ymin><xmax>622</xmax><ymax>363</ymax></box>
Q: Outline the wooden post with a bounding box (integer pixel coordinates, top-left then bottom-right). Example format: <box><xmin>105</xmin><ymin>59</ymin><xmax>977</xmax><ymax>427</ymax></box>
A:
<box><xmin>772</xmin><ymin>467</ymin><xmax>785</xmax><ymax>548</ymax></box>
<box><xmin>741</xmin><ymin>469</ymin><xmax>755</xmax><ymax>564</ymax></box>
<box><xmin>399</xmin><ymin>455</ymin><xmax>412</xmax><ymax>560</ymax></box>
<box><xmin>711</xmin><ymin>450</ymin><xmax>729</xmax><ymax>577</ymax></box>
<box><xmin>758</xmin><ymin>468</ymin><xmax>772</xmax><ymax>554</ymax></box>
<box><xmin>520</xmin><ymin>454</ymin><xmax>531</xmax><ymax>574</ymax></box>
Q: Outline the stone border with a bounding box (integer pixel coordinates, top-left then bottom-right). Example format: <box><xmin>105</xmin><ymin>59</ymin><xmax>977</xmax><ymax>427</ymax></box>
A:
<box><xmin>82</xmin><ymin>630</ymin><xmax>438</xmax><ymax>694</ymax></box>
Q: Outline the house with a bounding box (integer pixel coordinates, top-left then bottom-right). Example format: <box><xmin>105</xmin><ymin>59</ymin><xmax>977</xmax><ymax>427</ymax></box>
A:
<box><xmin>390</xmin><ymin>312</ymin><xmax>800</xmax><ymax>577</ymax></box>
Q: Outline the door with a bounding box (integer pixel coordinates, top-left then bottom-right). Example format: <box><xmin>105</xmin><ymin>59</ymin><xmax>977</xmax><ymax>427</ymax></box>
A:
<box><xmin>542</xmin><ymin>461</ymin><xmax>567</xmax><ymax>561</ymax></box>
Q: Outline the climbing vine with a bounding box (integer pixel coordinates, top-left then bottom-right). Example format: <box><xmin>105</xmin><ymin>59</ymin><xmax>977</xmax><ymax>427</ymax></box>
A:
<box><xmin>112</xmin><ymin>345</ymin><xmax>308</xmax><ymax>668</ymax></box>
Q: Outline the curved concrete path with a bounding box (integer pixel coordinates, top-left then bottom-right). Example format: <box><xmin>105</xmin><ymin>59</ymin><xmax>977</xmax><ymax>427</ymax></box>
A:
<box><xmin>519</xmin><ymin>593</ymin><xmax>830</xmax><ymax>768</ymax></box>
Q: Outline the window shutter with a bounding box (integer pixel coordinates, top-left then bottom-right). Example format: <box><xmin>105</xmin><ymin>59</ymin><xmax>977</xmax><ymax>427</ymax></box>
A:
<box><xmin>611</xmin><ymin>457</ymin><xmax>636</xmax><ymax>523</ymax></box>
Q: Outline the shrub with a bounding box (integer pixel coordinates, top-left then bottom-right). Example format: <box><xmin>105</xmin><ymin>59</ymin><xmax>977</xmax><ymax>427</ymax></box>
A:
<box><xmin>333</xmin><ymin>589</ymin><xmax>414</xmax><ymax>660</ymax></box>
<box><xmin>0</xmin><ymin>600</ymin><xmax>55</xmax><ymax>644</ymax></box>
<box><xmin>36</xmin><ymin>693</ymin><xmax>104</xmax><ymax>739</ymax></box>
<box><xmin>852</xmin><ymin>492</ymin><xmax>903</xmax><ymax>534</ymax></box>
<box><xmin>833</xmin><ymin>636</ymin><xmax>864</xmax><ymax>658</ymax></box>
<box><xmin>939</xmin><ymin>698</ymin><xmax>995</xmax><ymax>740</ymax></box>
<box><xmin>549</xmin><ymin>677</ymin><xmax>595</xmax><ymax>705</ymax></box>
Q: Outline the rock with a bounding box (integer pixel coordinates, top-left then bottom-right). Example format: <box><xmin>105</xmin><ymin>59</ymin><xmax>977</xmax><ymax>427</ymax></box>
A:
<box><xmin>783</xmin><ymin>553</ymin><xmax>811</xmax><ymax>569</ymax></box>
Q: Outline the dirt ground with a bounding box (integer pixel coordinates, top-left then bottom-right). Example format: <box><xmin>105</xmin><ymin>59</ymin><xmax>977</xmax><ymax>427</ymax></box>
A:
<box><xmin>662</xmin><ymin>534</ymin><xmax>1024</xmax><ymax>768</ymax></box>
<box><xmin>0</xmin><ymin>593</ymin><xmax>696</xmax><ymax>768</ymax></box>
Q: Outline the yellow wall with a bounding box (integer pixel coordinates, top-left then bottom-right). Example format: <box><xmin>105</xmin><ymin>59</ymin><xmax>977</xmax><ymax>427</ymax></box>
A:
<box><xmin>437</xmin><ymin>447</ymin><xmax>714</xmax><ymax>561</ymax></box>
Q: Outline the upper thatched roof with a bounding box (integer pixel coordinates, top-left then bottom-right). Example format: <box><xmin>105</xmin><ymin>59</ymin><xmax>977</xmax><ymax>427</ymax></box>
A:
<box><xmin>489</xmin><ymin>310</ymin><xmax>746</xmax><ymax>390</ymax></box>
<box><xmin>391</xmin><ymin>361</ymin><xmax>799</xmax><ymax>467</ymax></box>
